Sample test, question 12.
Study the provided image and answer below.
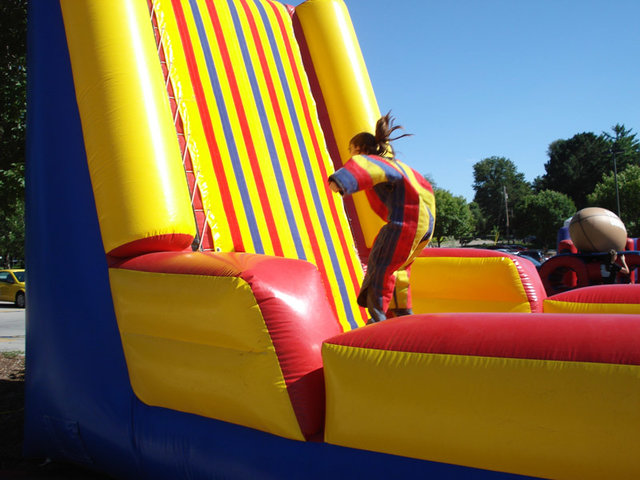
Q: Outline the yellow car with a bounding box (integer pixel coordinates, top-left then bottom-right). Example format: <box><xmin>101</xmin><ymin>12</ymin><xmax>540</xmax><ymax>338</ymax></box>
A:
<box><xmin>0</xmin><ymin>269</ymin><xmax>26</xmax><ymax>308</ymax></box>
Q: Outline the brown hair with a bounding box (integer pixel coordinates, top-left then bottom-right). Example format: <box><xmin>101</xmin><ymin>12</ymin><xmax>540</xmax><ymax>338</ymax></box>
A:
<box><xmin>349</xmin><ymin>112</ymin><xmax>412</xmax><ymax>157</ymax></box>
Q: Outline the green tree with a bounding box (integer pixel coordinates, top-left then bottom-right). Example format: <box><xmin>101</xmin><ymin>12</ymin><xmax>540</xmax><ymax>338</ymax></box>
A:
<box><xmin>468</xmin><ymin>201</ymin><xmax>486</xmax><ymax>238</ymax></box>
<box><xmin>472</xmin><ymin>156</ymin><xmax>531</xmax><ymax>237</ymax></box>
<box><xmin>0</xmin><ymin>195</ymin><xmax>24</xmax><ymax>267</ymax></box>
<box><xmin>0</xmin><ymin>0</ymin><xmax>27</xmax><ymax>264</ymax></box>
<box><xmin>515</xmin><ymin>190</ymin><xmax>576</xmax><ymax>249</ymax></box>
<box><xmin>535</xmin><ymin>133</ymin><xmax>612</xmax><ymax>209</ymax></box>
<box><xmin>432</xmin><ymin>189</ymin><xmax>475</xmax><ymax>247</ymax></box>
<box><xmin>588</xmin><ymin>164</ymin><xmax>640</xmax><ymax>237</ymax></box>
<box><xmin>602</xmin><ymin>124</ymin><xmax>640</xmax><ymax>172</ymax></box>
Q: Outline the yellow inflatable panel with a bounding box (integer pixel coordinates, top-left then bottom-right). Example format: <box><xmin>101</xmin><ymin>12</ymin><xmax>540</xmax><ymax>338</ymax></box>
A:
<box><xmin>109</xmin><ymin>268</ymin><xmax>304</xmax><ymax>441</ymax></box>
<box><xmin>323</xmin><ymin>343</ymin><xmax>640</xmax><ymax>480</ymax></box>
<box><xmin>61</xmin><ymin>0</ymin><xmax>195</xmax><ymax>255</ymax></box>
<box><xmin>410</xmin><ymin>256</ymin><xmax>534</xmax><ymax>313</ymax></box>
<box><xmin>544</xmin><ymin>299</ymin><xmax>640</xmax><ymax>314</ymax></box>
<box><xmin>295</xmin><ymin>0</ymin><xmax>384</xmax><ymax>249</ymax></box>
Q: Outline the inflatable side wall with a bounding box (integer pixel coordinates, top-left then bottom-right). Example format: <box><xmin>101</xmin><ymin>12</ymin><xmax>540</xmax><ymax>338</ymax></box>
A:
<box><xmin>25</xmin><ymin>1</ymin><xmax>640</xmax><ymax>479</ymax></box>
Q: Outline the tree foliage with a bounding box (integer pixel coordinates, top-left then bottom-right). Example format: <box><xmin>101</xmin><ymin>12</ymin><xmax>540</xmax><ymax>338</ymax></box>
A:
<box><xmin>432</xmin><ymin>188</ymin><xmax>475</xmax><ymax>247</ymax></box>
<box><xmin>602</xmin><ymin>124</ymin><xmax>640</xmax><ymax>172</ymax></box>
<box><xmin>467</xmin><ymin>201</ymin><xmax>486</xmax><ymax>236</ymax></box>
<box><xmin>0</xmin><ymin>195</ymin><xmax>24</xmax><ymax>267</ymax></box>
<box><xmin>535</xmin><ymin>126</ymin><xmax>640</xmax><ymax>210</ymax></box>
<box><xmin>0</xmin><ymin>0</ymin><xmax>27</xmax><ymax>265</ymax></box>
<box><xmin>515</xmin><ymin>190</ymin><xmax>575</xmax><ymax>249</ymax></box>
<box><xmin>472</xmin><ymin>156</ymin><xmax>531</xmax><ymax>236</ymax></box>
<box><xmin>535</xmin><ymin>133</ymin><xmax>609</xmax><ymax>209</ymax></box>
<box><xmin>588</xmin><ymin>164</ymin><xmax>640</xmax><ymax>237</ymax></box>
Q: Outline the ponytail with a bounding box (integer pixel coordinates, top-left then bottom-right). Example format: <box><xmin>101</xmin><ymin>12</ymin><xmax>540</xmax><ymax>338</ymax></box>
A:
<box><xmin>350</xmin><ymin>111</ymin><xmax>412</xmax><ymax>156</ymax></box>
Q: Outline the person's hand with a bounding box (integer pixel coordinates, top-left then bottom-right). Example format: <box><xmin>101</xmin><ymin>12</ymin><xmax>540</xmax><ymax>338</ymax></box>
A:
<box><xmin>328</xmin><ymin>181</ymin><xmax>341</xmax><ymax>193</ymax></box>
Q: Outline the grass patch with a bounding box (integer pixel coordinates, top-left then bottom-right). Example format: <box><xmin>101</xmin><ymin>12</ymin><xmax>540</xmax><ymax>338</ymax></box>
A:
<box><xmin>1</xmin><ymin>351</ymin><xmax>24</xmax><ymax>360</ymax></box>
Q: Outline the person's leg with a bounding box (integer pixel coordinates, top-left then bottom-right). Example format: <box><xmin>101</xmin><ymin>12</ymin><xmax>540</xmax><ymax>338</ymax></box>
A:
<box><xmin>388</xmin><ymin>267</ymin><xmax>412</xmax><ymax>317</ymax></box>
<box><xmin>365</xmin><ymin>287</ymin><xmax>387</xmax><ymax>324</ymax></box>
<box><xmin>361</xmin><ymin>223</ymin><xmax>403</xmax><ymax>323</ymax></box>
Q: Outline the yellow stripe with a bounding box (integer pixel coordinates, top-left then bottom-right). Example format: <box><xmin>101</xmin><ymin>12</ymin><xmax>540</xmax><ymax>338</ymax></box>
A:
<box><xmin>154</xmin><ymin>0</ymin><xmax>234</xmax><ymax>252</ymax></box>
<box><xmin>154</xmin><ymin>0</ymin><xmax>365</xmax><ymax>329</ymax></box>
<box><xmin>295</xmin><ymin>0</ymin><xmax>385</xmax><ymax>250</ymax></box>
<box><xmin>265</xmin><ymin>3</ymin><xmax>362</xmax><ymax>329</ymax></box>
<box><xmin>544</xmin><ymin>299</ymin><xmax>640</xmax><ymax>314</ymax></box>
<box><xmin>180</xmin><ymin>0</ymin><xmax>249</xmax><ymax>252</ymax></box>
<box><xmin>410</xmin><ymin>256</ymin><xmax>534</xmax><ymax>313</ymax></box>
<box><xmin>272</xmin><ymin>4</ymin><xmax>364</xmax><ymax>307</ymax></box>
<box><xmin>349</xmin><ymin>155</ymin><xmax>388</xmax><ymax>186</ymax></box>
<box><xmin>231</xmin><ymin>0</ymin><xmax>300</xmax><ymax>257</ymax></box>
<box><xmin>247</xmin><ymin>1</ymin><xmax>320</xmax><ymax>263</ymax></box>
<box><xmin>110</xmin><ymin>268</ymin><xmax>304</xmax><ymax>440</ymax></box>
<box><xmin>237</xmin><ymin>0</ymin><xmax>364</xmax><ymax>329</ymax></box>
<box><xmin>160</xmin><ymin>0</ymin><xmax>255</xmax><ymax>252</ymax></box>
<box><xmin>324</xmin><ymin>343</ymin><xmax>640</xmax><ymax>479</ymax></box>
<box><xmin>205</xmin><ymin>0</ymin><xmax>277</xmax><ymax>254</ymax></box>
<box><xmin>222</xmin><ymin>0</ymin><xmax>289</xmax><ymax>256</ymax></box>
<box><xmin>398</xmin><ymin>161</ymin><xmax>437</xmax><ymax>256</ymax></box>
<box><xmin>60</xmin><ymin>0</ymin><xmax>195</xmax><ymax>254</ymax></box>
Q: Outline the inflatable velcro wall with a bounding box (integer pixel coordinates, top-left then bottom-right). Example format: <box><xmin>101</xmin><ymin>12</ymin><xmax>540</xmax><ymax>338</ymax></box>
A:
<box><xmin>60</xmin><ymin>0</ymin><xmax>368</xmax><ymax>331</ymax></box>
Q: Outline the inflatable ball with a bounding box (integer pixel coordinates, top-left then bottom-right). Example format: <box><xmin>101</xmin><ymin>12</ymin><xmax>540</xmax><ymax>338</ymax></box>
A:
<box><xmin>568</xmin><ymin>207</ymin><xmax>627</xmax><ymax>252</ymax></box>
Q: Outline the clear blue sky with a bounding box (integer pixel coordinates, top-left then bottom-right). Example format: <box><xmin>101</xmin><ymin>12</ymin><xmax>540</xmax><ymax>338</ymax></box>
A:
<box><xmin>298</xmin><ymin>1</ymin><xmax>640</xmax><ymax>201</ymax></box>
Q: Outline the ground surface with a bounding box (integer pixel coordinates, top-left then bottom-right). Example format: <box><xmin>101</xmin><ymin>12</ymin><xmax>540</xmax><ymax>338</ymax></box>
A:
<box><xmin>0</xmin><ymin>353</ymin><xmax>109</xmax><ymax>479</ymax></box>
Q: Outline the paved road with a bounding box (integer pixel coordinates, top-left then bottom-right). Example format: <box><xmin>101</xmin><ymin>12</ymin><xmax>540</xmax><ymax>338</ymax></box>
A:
<box><xmin>0</xmin><ymin>301</ymin><xmax>25</xmax><ymax>352</ymax></box>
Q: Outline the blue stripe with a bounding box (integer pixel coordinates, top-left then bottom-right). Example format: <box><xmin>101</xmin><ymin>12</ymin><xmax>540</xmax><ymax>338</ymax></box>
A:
<box><xmin>189</xmin><ymin>0</ymin><xmax>264</xmax><ymax>253</ymax></box>
<box><xmin>254</xmin><ymin>2</ymin><xmax>358</xmax><ymax>329</ymax></box>
<box><xmin>329</xmin><ymin>168</ymin><xmax>359</xmax><ymax>195</ymax></box>
<box><xmin>422</xmin><ymin>209</ymin><xmax>435</xmax><ymax>241</ymax></box>
<box><xmin>227</xmin><ymin>1</ymin><xmax>306</xmax><ymax>260</ymax></box>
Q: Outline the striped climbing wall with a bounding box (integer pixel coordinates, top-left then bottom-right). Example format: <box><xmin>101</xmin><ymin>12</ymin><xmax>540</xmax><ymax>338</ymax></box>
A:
<box><xmin>151</xmin><ymin>0</ymin><xmax>366</xmax><ymax>329</ymax></box>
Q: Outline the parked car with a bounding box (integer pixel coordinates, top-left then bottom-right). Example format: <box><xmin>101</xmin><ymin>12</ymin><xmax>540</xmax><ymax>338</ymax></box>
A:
<box><xmin>0</xmin><ymin>269</ymin><xmax>26</xmax><ymax>308</ymax></box>
<box><xmin>516</xmin><ymin>249</ymin><xmax>546</xmax><ymax>263</ymax></box>
<box><xmin>516</xmin><ymin>254</ymin><xmax>542</xmax><ymax>270</ymax></box>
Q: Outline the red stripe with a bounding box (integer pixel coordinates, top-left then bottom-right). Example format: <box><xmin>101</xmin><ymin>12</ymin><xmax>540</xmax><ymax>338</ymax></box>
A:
<box><xmin>237</xmin><ymin>0</ymin><xmax>340</xmax><ymax>319</ymax></box>
<box><xmin>171</xmin><ymin>0</ymin><xmax>244</xmax><ymax>251</ymax></box>
<box><xmin>269</xmin><ymin>5</ymin><xmax>364</xmax><ymax>313</ymax></box>
<box><xmin>325</xmin><ymin>312</ymin><xmax>640</xmax><ymax>365</ymax></box>
<box><xmin>203</xmin><ymin>0</ymin><xmax>283</xmax><ymax>257</ymax></box>
<box><xmin>343</xmin><ymin>160</ymin><xmax>375</xmax><ymax>190</ymax></box>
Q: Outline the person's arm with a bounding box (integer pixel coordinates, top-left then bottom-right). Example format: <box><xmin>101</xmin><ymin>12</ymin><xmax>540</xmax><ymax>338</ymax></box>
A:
<box><xmin>328</xmin><ymin>156</ymin><xmax>397</xmax><ymax>196</ymax></box>
<box><xmin>620</xmin><ymin>255</ymin><xmax>630</xmax><ymax>275</ymax></box>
